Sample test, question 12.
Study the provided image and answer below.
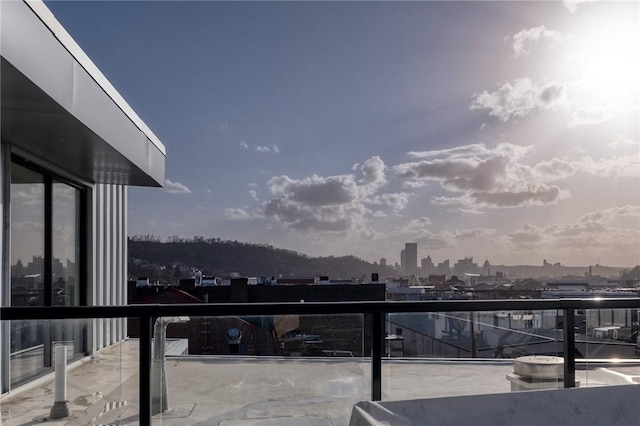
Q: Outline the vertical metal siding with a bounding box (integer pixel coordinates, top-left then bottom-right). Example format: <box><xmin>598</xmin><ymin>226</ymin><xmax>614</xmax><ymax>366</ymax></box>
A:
<box><xmin>91</xmin><ymin>183</ymin><xmax>127</xmax><ymax>351</ymax></box>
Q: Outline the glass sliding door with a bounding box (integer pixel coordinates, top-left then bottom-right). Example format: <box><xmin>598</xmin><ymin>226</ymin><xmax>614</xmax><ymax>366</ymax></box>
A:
<box><xmin>52</xmin><ymin>182</ymin><xmax>85</xmax><ymax>360</ymax></box>
<box><xmin>9</xmin><ymin>159</ymin><xmax>87</xmax><ymax>386</ymax></box>
<box><xmin>10</xmin><ymin>162</ymin><xmax>47</xmax><ymax>384</ymax></box>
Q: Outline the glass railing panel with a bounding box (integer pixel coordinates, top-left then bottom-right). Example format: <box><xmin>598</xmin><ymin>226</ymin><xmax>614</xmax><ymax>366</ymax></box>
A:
<box><xmin>384</xmin><ymin>310</ymin><xmax>564</xmax><ymax>400</ymax></box>
<box><xmin>1</xmin><ymin>318</ymin><xmax>137</xmax><ymax>426</ymax></box>
<box><xmin>153</xmin><ymin>314</ymin><xmax>368</xmax><ymax>425</ymax></box>
<box><xmin>580</xmin><ymin>307</ymin><xmax>640</xmax><ymax>388</ymax></box>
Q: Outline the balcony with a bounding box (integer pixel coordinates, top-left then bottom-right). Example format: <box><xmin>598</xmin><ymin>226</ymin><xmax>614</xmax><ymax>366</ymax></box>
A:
<box><xmin>2</xmin><ymin>299</ymin><xmax>640</xmax><ymax>425</ymax></box>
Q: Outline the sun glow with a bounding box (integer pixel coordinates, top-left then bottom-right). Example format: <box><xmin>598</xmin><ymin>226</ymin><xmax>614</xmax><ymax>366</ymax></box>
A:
<box><xmin>558</xmin><ymin>6</ymin><xmax>640</xmax><ymax>125</ymax></box>
<box><xmin>583</xmin><ymin>54</ymin><xmax>637</xmax><ymax>98</ymax></box>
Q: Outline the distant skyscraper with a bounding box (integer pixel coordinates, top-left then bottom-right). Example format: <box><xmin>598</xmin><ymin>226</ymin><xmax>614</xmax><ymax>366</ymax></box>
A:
<box><xmin>454</xmin><ymin>257</ymin><xmax>479</xmax><ymax>276</ymax></box>
<box><xmin>421</xmin><ymin>255</ymin><xmax>435</xmax><ymax>276</ymax></box>
<box><xmin>400</xmin><ymin>249</ymin><xmax>406</xmax><ymax>274</ymax></box>
<box><xmin>437</xmin><ymin>259</ymin><xmax>451</xmax><ymax>277</ymax></box>
<box><xmin>483</xmin><ymin>260</ymin><xmax>491</xmax><ymax>276</ymax></box>
<box><xmin>404</xmin><ymin>243</ymin><xmax>418</xmax><ymax>276</ymax></box>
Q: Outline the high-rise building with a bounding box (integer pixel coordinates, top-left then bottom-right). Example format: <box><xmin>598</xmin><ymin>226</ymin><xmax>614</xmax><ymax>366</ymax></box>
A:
<box><xmin>421</xmin><ymin>255</ymin><xmax>435</xmax><ymax>276</ymax></box>
<box><xmin>454</xmin><ymin>257</ymin><xmax>479</xmax><ymax>276</ymax></box>
<box><xmin>436</xmin><ymin>259</ymin><xmax>451</xmax><ymax>277</ymax></box>
<box><xmin>404</xmin><ymin>243</ymin><xmax>418</xmax><ymax>276</ymax></box>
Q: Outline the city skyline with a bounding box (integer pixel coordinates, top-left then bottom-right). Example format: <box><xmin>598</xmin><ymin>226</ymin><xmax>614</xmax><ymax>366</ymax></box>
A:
<box><xmin>46</xmin><ymin>1</ymin><xmax>640</xmax><ymax>267</ymax></box>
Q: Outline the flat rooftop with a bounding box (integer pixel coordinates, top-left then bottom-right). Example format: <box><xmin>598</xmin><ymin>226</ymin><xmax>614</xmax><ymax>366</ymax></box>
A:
<box><xmin>2</xmin><ymin>340</ymin><xmax>640</xmax><ymax>425</ymax></box>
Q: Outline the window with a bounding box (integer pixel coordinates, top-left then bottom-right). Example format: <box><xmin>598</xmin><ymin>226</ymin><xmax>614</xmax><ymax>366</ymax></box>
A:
<box><xmin>9</xmin><ymin>157</ymin><xmax>86</xmax><ymax>386</ymax></box>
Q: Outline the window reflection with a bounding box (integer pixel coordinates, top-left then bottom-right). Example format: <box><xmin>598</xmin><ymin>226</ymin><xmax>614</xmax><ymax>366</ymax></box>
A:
<box><xmin>9</xmin><ymin>161</ymin><xmax>86</xmax><ymax>386</ymax></box>
<box><xmin>10</xmin><ymin>163</ymin><xmax>45</xmax><ymax>306</ymax></box>
<box><xmin>10</xmin><ymin>162</ymin><xmax>46</xmax><ymax>384</ymax></box>
<box><xmin>53</xmin><ymin>183</ymin><xmax>80</xmax><ymax>306</ymax></box>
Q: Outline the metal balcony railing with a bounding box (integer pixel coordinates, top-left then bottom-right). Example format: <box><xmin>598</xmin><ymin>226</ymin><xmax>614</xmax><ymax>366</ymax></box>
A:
<box><xmin>3</xmin><ymin>297</ymin><xmax>640</xmax><ymax>425</ymax></box>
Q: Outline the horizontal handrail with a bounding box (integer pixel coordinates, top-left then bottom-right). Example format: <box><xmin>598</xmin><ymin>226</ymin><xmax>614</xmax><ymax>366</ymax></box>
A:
<box><xmin>2</xmin><ymin>297</ymin><xmax>640</xmax><ymax>320</ymax></box>
<box><xmin>3</xmin><ymin>297</ymin><xmax>639</xmax><ymax>425</ymax></box>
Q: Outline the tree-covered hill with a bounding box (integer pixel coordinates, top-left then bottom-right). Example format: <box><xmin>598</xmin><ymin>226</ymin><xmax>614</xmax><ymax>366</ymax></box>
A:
<box><xmin>128</xmin><ymin>235</ymin><xmax>397</xmax><ymax>283</ymax></box>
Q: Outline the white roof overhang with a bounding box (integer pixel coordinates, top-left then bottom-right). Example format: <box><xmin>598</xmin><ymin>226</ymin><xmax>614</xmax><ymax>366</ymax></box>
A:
<box><xmin>1</xmin><ymin>0</ymin><xmax>166</xmax><ymax>187</ymax></box>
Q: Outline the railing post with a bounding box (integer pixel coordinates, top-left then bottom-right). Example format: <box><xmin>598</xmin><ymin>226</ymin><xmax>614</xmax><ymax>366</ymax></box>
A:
<box><xmin>371</xmin><ymin>311</ymin><xmax>383</xmax><ymax>401</ymax></box>
<box><xmin>139</xmin><ymin>315</ymin><xmax>153</xmax><ymax>425</ymax></box>
<box><xmin>563</xmin><ymin>307</ymin><xmax>576</xmax><ymax>388</ymax></box>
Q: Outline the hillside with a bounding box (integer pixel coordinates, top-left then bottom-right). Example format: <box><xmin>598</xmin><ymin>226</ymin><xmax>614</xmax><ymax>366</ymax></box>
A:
<box><xmin>128</xmin><ymin>236</ymin><xmax>397</xmax><ymax>283</ymax></box>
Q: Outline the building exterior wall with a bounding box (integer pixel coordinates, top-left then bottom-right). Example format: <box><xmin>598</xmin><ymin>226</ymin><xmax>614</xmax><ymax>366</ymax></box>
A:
<box><xmin>1</xmin><ymin>0</ymin><xmax>164</xmax><ymax>394</ymax></box>
<box><xmin>90</xmin><ymin>184</ymin><xmax>128</xmax><ymax>352</ymax></box>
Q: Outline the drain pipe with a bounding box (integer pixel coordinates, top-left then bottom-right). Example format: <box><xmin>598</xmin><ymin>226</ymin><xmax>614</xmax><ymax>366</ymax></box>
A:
<box><xmin>151</xmin><ymin>316</ymin><xmax>190</xmax><ymax>415</ymax></box>
<box><xmin>50</xmin><ymin>345</ymin><xmax>70</xmax><ymax>419</ymax></box>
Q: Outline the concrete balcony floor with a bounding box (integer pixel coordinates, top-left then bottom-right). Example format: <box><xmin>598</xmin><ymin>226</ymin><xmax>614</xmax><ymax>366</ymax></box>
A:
<box><xmin>2</xmin><ymin>339</ymin><xmax>639</xmax><ymax>425</ymax></box>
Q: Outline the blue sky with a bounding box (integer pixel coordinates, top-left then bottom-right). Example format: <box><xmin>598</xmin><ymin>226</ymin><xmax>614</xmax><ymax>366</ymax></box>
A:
<box><xmin>46</xmin><ymin>1</ymin><xmax>639</xmax><ymax>267</ymax></box>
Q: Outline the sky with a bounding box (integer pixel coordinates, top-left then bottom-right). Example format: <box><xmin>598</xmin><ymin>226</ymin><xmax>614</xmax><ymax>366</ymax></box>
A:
<box><xmin>46</xmin><ymin>0</ymin><xmax>640</xmax><ymax>267</ymax></box>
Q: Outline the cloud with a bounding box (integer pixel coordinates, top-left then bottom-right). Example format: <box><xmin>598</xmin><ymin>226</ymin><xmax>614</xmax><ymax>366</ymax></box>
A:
<box><xmin>224</xmin><ymin>208</ymin><xmax>255</xmax><ymax>220</ymax></box>
<box><xmin>532</xmin><ymin>158</ymin><xmax>577</xmax><ymax>181</ymax></box>
<box><xmin>449</xmin><ymin>227</ymin><xmax>496</xmax><ymax>240</ymax></box>
<box><xmin>267</xmin><ymin>174</ymin><xmax>359</xmax><ymax>206</ymax></box>
<box><xmin>577</xmin><ymin>205</ymin><xmax>640</xmax><ymax>224</ymax></box>
<box><xmin>256</xmin><ymin>144</ymin><xmax>280</xmax><ymax>153</ymax></box>
<box><xmin>226</xmin><ymin>156</ymin><xmax>400</xmax><ymax>235</ymax></box>
<box><xmin>164</xmin><ymin>179</ymin><xmax>192</xmax><ymax>194</ymax></box>
<box><xmin>567</xmin><ymin>106</ymin><xmax>613</xmax><ymax>128</ymax></box>
<box><xmin>370</xmin><ymin>192</ymin><xmax>411</xmax><ymax>212</ymax></box>
<box><xmin>240</xmin><ymin>141</ymin><xmax>249</xmax><ymax>149</ymax></box>
<box><xmin>396</xmin><ymin>142</ymin><xmax>574</xmax><ymax>209</ymax></box>
<box><xmin>471</xmin><ymin>185</ymin><xmax>569</xmax><ymax>207</ymax></box>
<box><xmin>506</xmin><ymin>224</ymin><xmax>544</xmax><ymax>245</ymax></box>
<box><xmin>396</xmin><ymin>156</ymin><xmax>509</xmax><ymax>192</ymax></box>
<box><xmin>471</xmin><ymin>78</ymin><xmax>566</xmax><ymax>121</ymax></box>
<box><xmin>249</xmin><ymin>189</ymin><xmax>259</xmax><ymax>201</ymax></box>
<box><xmin>563</xmin><ymin>0</ymin><xmax>596</xmax><ymax>13</ymax></box>
<box><xmin>510</xmin><ymin>26</ymin><xmax>568</xmax><ymax>58</ymax></box>
<box><xmin>575</xmin><ymin>154</ymin><xmax>640</xmax><ymax>178</ymax></box>
<box><xmin>504</xmin><ymin>205</ymin><xmax>640</xmax><ymax>251</ymax></box>
<box><xmin>408</xmin><ymin>142</ymin><xmax>530</xmax><ymax>160</ymax></box>
<box><xmin>359</xmin><ymin>156</ymin><xmax>387</xmax><ymax>190</ymax></box>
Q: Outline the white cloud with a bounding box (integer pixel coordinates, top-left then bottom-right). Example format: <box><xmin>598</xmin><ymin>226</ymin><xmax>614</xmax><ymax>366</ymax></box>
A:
<box><xmin>396</xmin><ymin>142</ymin><xmax>576</xmax><ymax>209</ymax></box>
<box><xmin>563</xmin><ymin>0</ymin><xmax>596</xmax><ymax>14</ymax></box>
<box><xmin>471</xmin><ymin>78</ymin><xmax>566</xmax><ymax>121</ymax></box>
<box><xmin>575</xmin><ymin>155</ymin><xmax>640</xmax><ymax>178</ymax></box>
<box><xmin>532</xmin><ymin>158</ymin><xmax>577</xmax><ymax>181</ymax></box>
<box><xmin>504</xmin><ymin>205</ymin><xmax>640</xmax><ymax>252</ymax></box>
<box><xmin>240</xmin><ymin>141</ymin><xmax>249</xmax><ymax>149</ymax></box>
<box><xmin>408</xmin><ymin>143</ymin><xmax>530</xmax><ymax>160</ymax></box>
<box><xmin>164</xmin><ymin>179</ymin><xmax>192</xmax><ymax>194</ymax></box>
<box><xmin>567</xmin><ymin>106</ymin><xmax>614</xmax><ymax>128</ymax></box>
<box><xmin>370</xmin><ymin>192</ymin><xmax>411</xmax><ymax>212</ymax></box>
<box><xmin>505</xmin><ymin>224</ymin><xmax>544</xmax><ymax>245</ymax></box>
<box><xmin>226</xmin><ymin>156</ymin><xmax>403</xmax><ymax>235</ymax></box>
<box><xmin>249</xmin><ymin>189</ymin><xmax>259</xmax><ymax>201</ymax></box>
<box><xmin>449</xmin><ymin>227</ymin><xmax>496</xmax><ymax>240</ymax></box>
<box><xmin>471</xmin><ymin>185</ymin><xmax>570</xmax><ymax>207</ymax></box>
<box><xmin>256</xmin><ymin>144</ymin><xmax>281</xmax><ymax>153</ymax></box>
<box><xmin>224</xmin><ymin>208</ymin><xmax>254</xmax><ymax>220</ymax></box>
<box><xmin>397</xmin><ymin>216</ymin><xmax>432</xmax><ymax>235</ymax></box>
<box><xmin>359</xmin><ymin>156</ymin><xmax>387</xmax><ymax>190</ymax></box>
<box><xmin>510</xmin><ymin>26</ymin><xmax>568</xmax><ymax>58</ymax></box>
